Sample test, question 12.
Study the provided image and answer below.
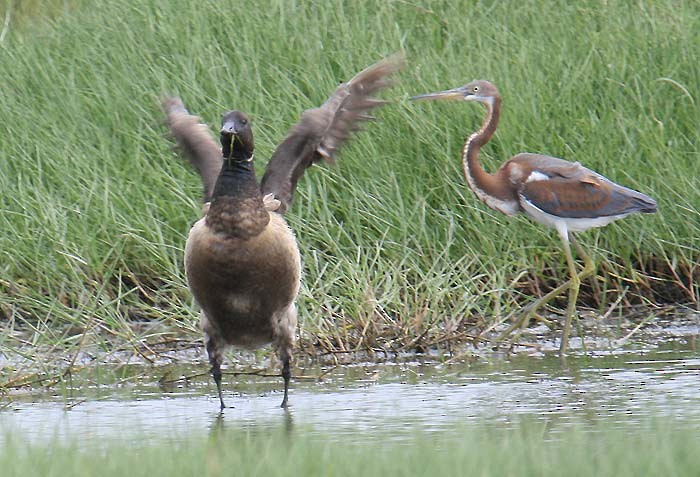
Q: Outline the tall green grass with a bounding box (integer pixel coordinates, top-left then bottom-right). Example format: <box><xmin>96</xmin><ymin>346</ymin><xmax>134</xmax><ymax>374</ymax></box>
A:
<box><xmin>3</xmin><ymin>421</ymin><xmax>700</xmax><ymax>477</ymax></box>
<box><xmin>0</xmin><ymin>0</ymin><xmax>698</xmax><ymax>374</ymax></box>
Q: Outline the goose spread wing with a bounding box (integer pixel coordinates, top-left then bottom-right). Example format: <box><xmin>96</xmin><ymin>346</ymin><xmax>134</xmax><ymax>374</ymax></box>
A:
<box><xmin>163</xmin><ymin>97</ymin><xmax>222</xmax><ymax>203</ymax></box>
<box><xmin>260</xmin><ymin>54</ymin><xmax>403</xmax><ymax>214</ymax></box>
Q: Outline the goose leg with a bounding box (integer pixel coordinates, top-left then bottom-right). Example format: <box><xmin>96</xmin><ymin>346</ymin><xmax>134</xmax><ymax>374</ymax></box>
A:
<box><xmin>280</xmin><ymin>348</ymin><xmax>291</xmax><ymax>409</ymax></box>
<box><xmin>274</xmin><ymin>304</ymin><xmax>296</xmax><ymax>409</ymax></box>
<box><xmin>205</xmin><ymin>334</ymin><xmax>226</xmax><ymax>410</ymax></box>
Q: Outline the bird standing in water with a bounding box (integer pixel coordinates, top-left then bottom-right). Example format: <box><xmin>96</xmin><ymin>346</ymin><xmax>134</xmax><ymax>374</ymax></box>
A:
<box><xmin>411</xmin><ymin>80</ymin><xmax>657</xmax><ymax>355</ymax></box>
<box><xmin>163</xmin><ymin>55</ymin><xmax>402</xmax><ymax>409</ymax></box>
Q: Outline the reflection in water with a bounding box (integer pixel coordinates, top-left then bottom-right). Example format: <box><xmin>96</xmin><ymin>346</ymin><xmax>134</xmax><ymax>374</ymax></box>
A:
<box><xmin>1</xmin><ymin>344</ymin><xmax>699</xmax><ymax>446</ymax></box>
<box><xmin>209</xmin><ymin>411</ymin><xmax>226</xmax><ymax>440</ymax></box>
<box><xmin>207</xmin><ymin>407</ymin><xmax>294</xmax><ymax>442</ymax></box>
<box><xmin>284</xmin><ymin>408</ymin><xmax>294</xmax><ymax>437</ymax></box>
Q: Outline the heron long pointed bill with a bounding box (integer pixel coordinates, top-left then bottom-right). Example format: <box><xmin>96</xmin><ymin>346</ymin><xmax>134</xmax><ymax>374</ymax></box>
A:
<box><xmin>410</xmin><ymin>86</ymin><xmax>467</xmax><ymax>101</ymax></box>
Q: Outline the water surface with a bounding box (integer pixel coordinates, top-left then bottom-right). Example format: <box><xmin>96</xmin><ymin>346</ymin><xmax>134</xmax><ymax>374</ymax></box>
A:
<box><xmin>2</xmin><ymin>314</ymin><xmax>698</xmax><ymax>445</ymax></box>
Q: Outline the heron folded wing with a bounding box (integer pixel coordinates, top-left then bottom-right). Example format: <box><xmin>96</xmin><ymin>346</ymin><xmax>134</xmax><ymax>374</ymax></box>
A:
<box><xmin>509</xmin><ymin>153</ymin><xmax>586</xmax><ymax>181</ymax></box>
<box><xmin>520</xmin><ymin>170</ymin><xmax>656</xmax><ymax>219</ymax></box>
<box><xmin>520</xmin><ymin>174</ymin><xmax>618</xmax><ymax>219</ymax></box>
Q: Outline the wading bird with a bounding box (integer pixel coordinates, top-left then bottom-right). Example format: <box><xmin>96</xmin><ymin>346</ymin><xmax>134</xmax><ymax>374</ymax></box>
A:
<box><xmin>163</xmin><ymin>55</ymin><xmax>402</xmax><ymax>409</ymax></box>
<box><xmin>411</xmin><ymin>80</ymin><xmax>657</xmax><ymax>355</ymax></box>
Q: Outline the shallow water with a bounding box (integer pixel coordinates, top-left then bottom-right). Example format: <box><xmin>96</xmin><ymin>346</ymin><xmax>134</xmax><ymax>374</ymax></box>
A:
<box><xmin>1</xmin><ymin>313</ymin><xmax>699</xmax><ymax>446</ymax></box>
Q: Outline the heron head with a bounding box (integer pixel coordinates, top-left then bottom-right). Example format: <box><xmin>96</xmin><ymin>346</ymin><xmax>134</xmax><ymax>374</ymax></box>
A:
<box><xmin>410</xmin><ymin>80</ymin><xmax>499</xmax><ymax>106</ymax></box>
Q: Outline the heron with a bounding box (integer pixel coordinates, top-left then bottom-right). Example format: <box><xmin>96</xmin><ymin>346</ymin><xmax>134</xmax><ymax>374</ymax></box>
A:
<box><xmin>163</xmin><ymin>55</ymin><xmax>403</xmax><ymax>409</ymax></box>
<box><xmin>411</xmin><ymin>80</ymin><xmax>657</xmax><ymax>355</ymax></box>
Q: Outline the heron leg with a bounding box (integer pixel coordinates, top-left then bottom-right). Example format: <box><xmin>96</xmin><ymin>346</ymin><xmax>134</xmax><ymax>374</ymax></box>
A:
<box><xmin>571</xmin><ymin>237</ymin><xmax>595</xmax><ymax>283</ymax></box>
<box><xmin>205</xmin><ymin>334</ymin><xmax>226</xmax><ymax>410</ymax></box>
<box><xmin>529</xmin><ymin>239</ymin><xmax>594</xmax><ymax>327</ymax></box>
<box><xmin>569</xmin><ymin>237</ymin><xmax>596</xmax><ymax>352</ymax></box>
<box><xmin>497</xmin><ymin>236</ymin><xmax>595</xmax><ymax>347</ymax></box>
<box><xmin>522</xmin><ymin>240</ymin><xmax>595</xmax><ymax>328</ymax></box>
<box><xmin>520</xmin><ymin>282</ymin><xmax>570</xmax><ymax>327</ymax></box>
<box><xmin>498</xmin><ymin>277</ymin><xmax>572</xmax><ymax>342</ymax></box>
<box><xmin>559</xmin><ymin>234</ymin><xmax>582</xmax><ymax>356</ymax></box>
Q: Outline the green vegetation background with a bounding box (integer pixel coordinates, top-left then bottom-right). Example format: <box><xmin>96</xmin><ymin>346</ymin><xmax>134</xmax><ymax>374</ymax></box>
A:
<box><xmin>0</xmin><ymin>0</ymin><xmax>698</xmax><ymax>359</ymax></box>
<box><xmin>4</xmin><ymin>421</ymin><xmax>700</xmax><ymax>477</ymax></box>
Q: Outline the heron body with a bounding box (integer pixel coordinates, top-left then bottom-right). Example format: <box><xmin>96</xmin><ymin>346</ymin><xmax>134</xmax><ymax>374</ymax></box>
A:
<box><xmin>412</xmin><ymin>80</ymin><xmax>657</xmax><ymax>354</ymax></box>
<box><xmin>163</xmin><ymin>55</ymin><xmax>402</xmax><ymax>409</ymax></box>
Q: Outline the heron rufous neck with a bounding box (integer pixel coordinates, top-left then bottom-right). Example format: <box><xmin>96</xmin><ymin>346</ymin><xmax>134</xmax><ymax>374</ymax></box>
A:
<box><xmin>462</xmin><ymin>96</ymin><xmax>519</xmax><ymax>214</ymax></box>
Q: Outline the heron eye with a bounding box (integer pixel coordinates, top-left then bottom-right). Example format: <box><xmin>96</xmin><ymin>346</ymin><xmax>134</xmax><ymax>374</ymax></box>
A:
<box><xmin>473</xmin><ymin>86</ymin><xmax>480</xmax><ymax>92</ymax></box>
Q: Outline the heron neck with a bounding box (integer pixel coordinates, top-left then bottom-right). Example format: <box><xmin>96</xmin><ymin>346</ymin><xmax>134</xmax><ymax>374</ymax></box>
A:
<box><xmin>461</xmin><ymin>96</ymin><xmax>518</xmax><ymax>211</ymax></box>
<box><xmin>470</xmin><ymin>97</ymin><xmax>500</xmax><ymax>147</ymax></box>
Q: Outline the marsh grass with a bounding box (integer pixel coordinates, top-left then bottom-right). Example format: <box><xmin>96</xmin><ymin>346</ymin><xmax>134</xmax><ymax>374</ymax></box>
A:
<box><xmin>0</xmin><ymin>0</ymin><xmax>698</xmax><ymax>384</ymax></box>
<box><xmin>2</xmin><ymin>420</ymin><xmax>700</xmax><ymax>477</ymax></box>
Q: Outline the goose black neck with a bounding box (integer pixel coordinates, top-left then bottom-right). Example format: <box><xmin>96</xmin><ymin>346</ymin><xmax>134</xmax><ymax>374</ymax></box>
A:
<box><xmin>211</xmin><ymin>155</ymin><xmax>259</xmax><ymax>201</ymax></box>
<box><xmin>211</xmin><ymin>131</ymin><xmax>258</xmax><ymax>200</ymax></box>
<box><xmin>221</xmin><ymin>133</ymin><xmax>253</xmax><ymax>162</ymax></box>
